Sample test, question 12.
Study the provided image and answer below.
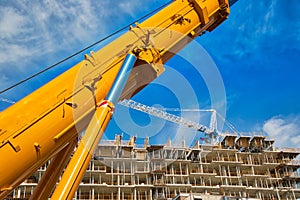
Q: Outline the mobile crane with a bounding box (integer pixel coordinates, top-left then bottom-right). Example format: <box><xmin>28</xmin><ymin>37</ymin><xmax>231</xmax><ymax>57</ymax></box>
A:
<box><xmin>0</xmin><ymin>0</ymin><xmax>237</xmax><ymax>199</ymax></box>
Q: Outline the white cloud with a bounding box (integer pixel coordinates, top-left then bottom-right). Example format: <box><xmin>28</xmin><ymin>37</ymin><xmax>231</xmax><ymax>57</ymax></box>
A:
<box><xmin>0</xmin><ymin>97</ymin><xmax>15</xmax><ymax>104</ymax></box>
<box><xmin>0</xmin><ymin>7</ymin><xmax>28</xmax><ymax>39</ymax></box>
<box><xmin>0</xmin><ymin>1</ymin><xmax>157</xmax><ymax>91</ymax></box>
<box><xmin>0</xmin><ymin>0</ymin><xmax>163</xmax><ymax>63</ymax></box>
<box><xmin>263</xmin><ymin>115</ymin><xmax>300</xmax><ymax>148</ymax></box>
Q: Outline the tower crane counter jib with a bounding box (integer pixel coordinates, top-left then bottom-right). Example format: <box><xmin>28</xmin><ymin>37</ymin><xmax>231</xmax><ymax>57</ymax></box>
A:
<box><xmin>0</xmin><ymin>0</ymin><xmax>233</xmax><ymax>199</ymax></box>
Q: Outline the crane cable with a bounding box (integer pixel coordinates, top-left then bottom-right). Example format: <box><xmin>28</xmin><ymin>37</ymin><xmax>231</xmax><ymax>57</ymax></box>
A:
<box><xmin>0</xmin><ymin>1</ymin><xmax>173</xmax><ymax>95</ymax></box>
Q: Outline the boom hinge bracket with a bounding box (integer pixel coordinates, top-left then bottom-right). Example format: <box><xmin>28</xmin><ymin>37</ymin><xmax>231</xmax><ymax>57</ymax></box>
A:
<box><xmin>132</xmin><ymin>47</ymin><xmax>164</xmax><ymax>75</ymax></box>
<box><xmin>84</xmin><ymin>51</ymin><xmax>98</xmax><ymax>66</ymax></box>
<box><xmin>170</xmin><ymin>14</ymin><xmax>192</xmax><ymax>25</ymax></box>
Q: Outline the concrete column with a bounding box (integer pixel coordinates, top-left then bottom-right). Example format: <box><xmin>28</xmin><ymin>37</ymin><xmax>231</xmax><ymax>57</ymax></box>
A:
<box><xmin>134</xmin><ymin>188</ymin><xmax>137</xmax><ymax>200</ymax></box>
<box><xmin>91</xmin><ymin>187</ymin><xmax>94</xmax><ymax>200</ymax></box>
<box><xmin>74</xmin><ymin>190</ymin><xmax>77</xmax><ymax>200</ymax></box>
<box><xmin>23</xmin><ymin>186</ymin><xmax>26</xmax><ymax>198</ymax></box>
<box><xmin>149</xmin><ymin>189</ymin><xmax>152</xmax><ymax>200</ymax></box>
<box><xmin>17</xmin><ymin>187</ymin><xmax>21</xmax><ymax>198</ymax></box>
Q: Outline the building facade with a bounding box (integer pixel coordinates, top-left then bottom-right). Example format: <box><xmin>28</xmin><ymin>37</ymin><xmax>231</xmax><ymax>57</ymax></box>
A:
<box><xmin>5</xmin><ymin>134</ymin><xmax>300</xmax><ymax>200</ymax></box>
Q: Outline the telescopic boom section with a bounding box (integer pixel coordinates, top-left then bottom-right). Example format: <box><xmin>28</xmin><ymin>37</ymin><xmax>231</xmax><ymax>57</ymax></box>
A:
<box><xmin>0</xmin><ymin>0</ymin><xmax>231</xmax><ymax>199</ymax></box>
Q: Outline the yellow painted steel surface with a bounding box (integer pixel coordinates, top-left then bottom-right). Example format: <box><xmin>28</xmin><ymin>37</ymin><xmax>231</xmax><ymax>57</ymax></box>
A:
<box><xmin>0</xmin><ymin>0</ymin><xmax>230</xmax><ymax>198</ymax></box>
<box><xmin>51</xmin><ymin>101</ymin><xmax>114</xmax><ymax>200</ymax></box>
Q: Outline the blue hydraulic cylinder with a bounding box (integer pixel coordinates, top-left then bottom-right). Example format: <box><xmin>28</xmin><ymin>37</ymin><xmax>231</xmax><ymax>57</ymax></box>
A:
<box><xmin>106</xmin><ymin>53</ymin><xmax>137</xmax><ymax>104</ymax></box>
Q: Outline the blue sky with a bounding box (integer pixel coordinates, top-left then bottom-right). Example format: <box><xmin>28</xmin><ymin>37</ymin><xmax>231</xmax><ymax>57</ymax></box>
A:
<box><xmin>0</xmin><ymin>0</ymin><xmax>299</xmax><ymax>148</ymax></box>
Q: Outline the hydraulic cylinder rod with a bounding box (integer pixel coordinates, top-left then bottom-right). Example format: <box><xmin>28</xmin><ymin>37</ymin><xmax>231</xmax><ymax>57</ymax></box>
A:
<box><xmin>106</xmin><ymin>54</ymin><xmax>138</xmax><ymax>104</ymax></box>
<box><xmin>50</xmin><ymin>54</ymin><xmax>136</xmax><ymax>200</ymax></box>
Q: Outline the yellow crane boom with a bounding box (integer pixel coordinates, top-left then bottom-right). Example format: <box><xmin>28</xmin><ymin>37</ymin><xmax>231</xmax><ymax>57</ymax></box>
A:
<box><xmin>0</xmin><ymin>0</ymin><xmax>232</xmax><ymax>199</ymax></box>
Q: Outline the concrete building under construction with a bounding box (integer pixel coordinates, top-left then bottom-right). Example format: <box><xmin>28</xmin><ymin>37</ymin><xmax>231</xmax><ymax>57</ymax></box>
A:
<box><xmin>6</xmin><ymin>134</ymin><xmax>300</xmax><ymax>200</ymax></box>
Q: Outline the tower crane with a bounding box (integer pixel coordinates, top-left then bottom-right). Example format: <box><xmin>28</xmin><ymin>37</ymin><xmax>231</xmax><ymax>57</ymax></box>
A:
<box><xmin>119</xmin><ymin>99</ymin><xmax>220</xmax><ymax>142</ymax></box>
<box><xmin>119</xmin><ymin>99</ymin><xmax>208</xmax><ymax>132</ymax></box>
<box><xmin>119</xmin><ymin>99</ymin><xmax>241</xmax><ymax>142</ymax></box>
